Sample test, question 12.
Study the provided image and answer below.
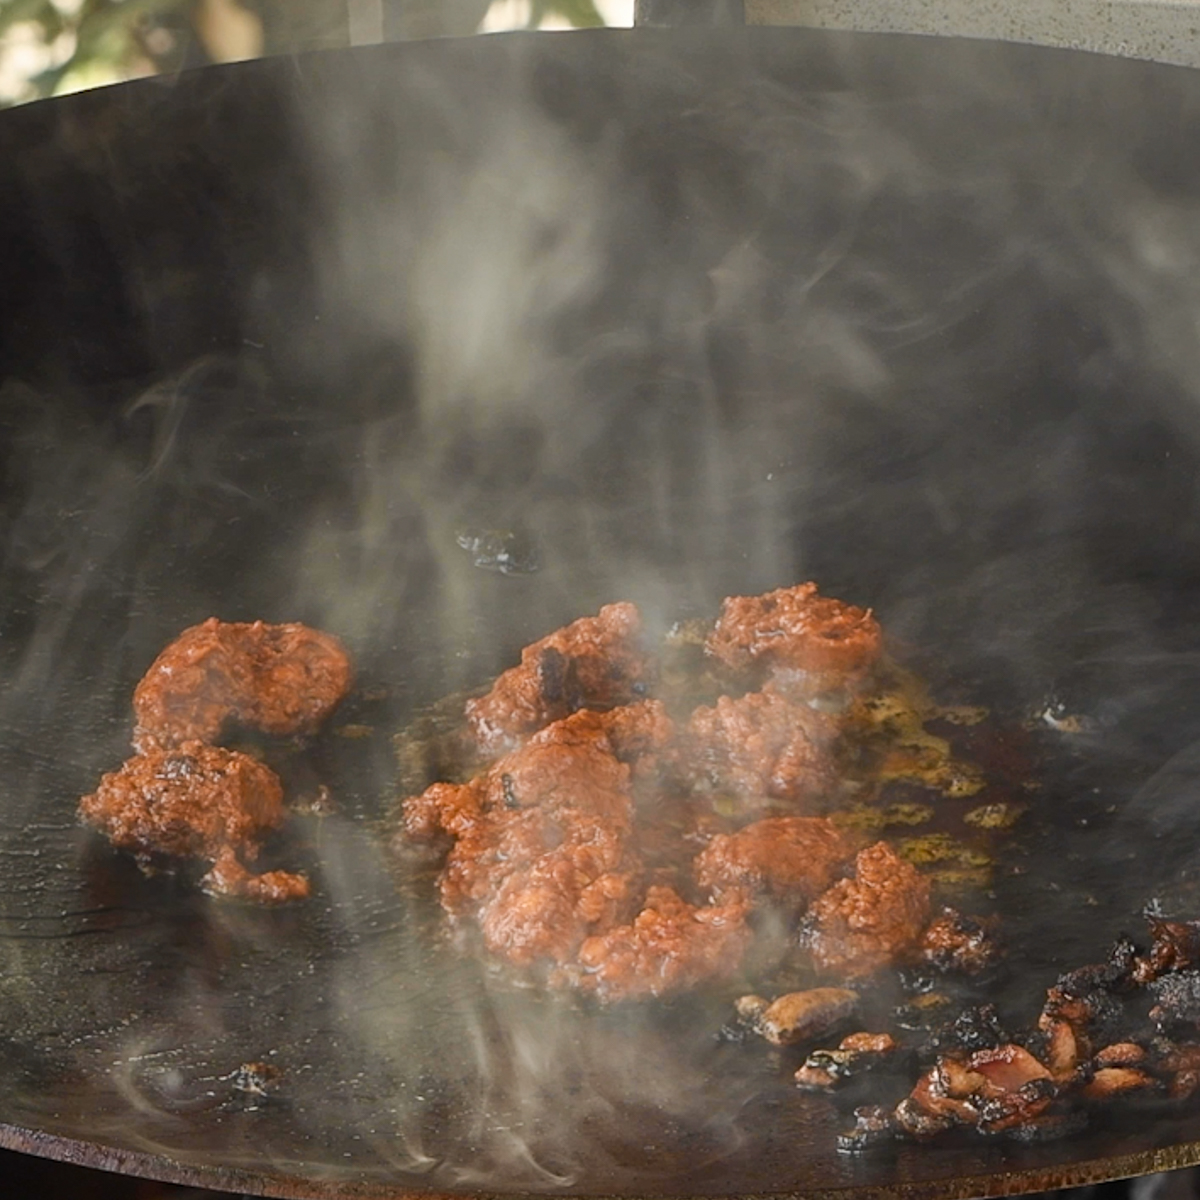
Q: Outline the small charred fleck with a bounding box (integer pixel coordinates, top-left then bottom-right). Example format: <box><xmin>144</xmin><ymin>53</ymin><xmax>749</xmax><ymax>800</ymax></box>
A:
<box><xmin>501</xmin><ymin>773</ymin><xmax>519</xmax><ymax>810</ymax></box>
<box><xmin>230</xmin><ymin>1060</ymin><xmax>279</xmax><ymax>1098</ymax></box>
<box><xmin>1107</xmin><ymin>934</ymin><xmax>1140</xmax><ymax>979</ymax></box>
<box><xmin>455</xmin><ymin>527</ymin><xmax>541</xmax><ymax>576</ymax></box>
<box><xmin>836</xmin><ymin>1105</ymin><xmax>898</xmax><ymax>1154</ymax></box>
<box><xmin>536</xmin><ymin>647</ymin><xmax>585</xmax><ymax>711</ymax></box>
<box><xmin>716</xmin><ymin>1022</ymin><xmax>751</xmax><ymax>1044</ymax></box>
<box><xmin>898</xmin><ymin>967</ymin><xmax>940</xmax><ymax>995</ymax></box>
<box><xmin>538</xmin><ymin>646</ymin><xmax>568</xmax><ymax>704</ymax></box>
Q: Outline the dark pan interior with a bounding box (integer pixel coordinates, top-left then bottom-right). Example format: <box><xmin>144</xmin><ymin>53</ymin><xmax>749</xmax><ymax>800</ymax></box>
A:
<box><xmin>5</xmin><ymin>26</ymin><xmax>1200</xmax><ymax>1198</ymax></box>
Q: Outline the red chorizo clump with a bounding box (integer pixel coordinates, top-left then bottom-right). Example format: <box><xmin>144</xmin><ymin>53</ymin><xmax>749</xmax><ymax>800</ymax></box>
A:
<box><xmin>804</xmin><ymin>841</ymin><xmax>931</xmax><ymax>978</ymax></box>
<box><xmin>133</xmin><ymin>618</ymin><xmax>352</xmax><ymax>752</ymax></box>
<box><xmin>78</xmin><ymin>741</ymin><xmax>308</xmax><ymax>902</ymax></box>
<box><xmin>405</xmin><ymin>710</ymin><xmax>644</xmax><ymax>968</ymax></box>
<box><xmin>694</xmin><ymin>816</ymin><xmax>853</xmax><ymax>903</ymax></box>
<box><xmin>706</xmin><ymin>582</ymin><xmax>881</xmax><ymax>680</ymax></box>
<box><xmin>464</xmin><ymin>602</ymin><xmax>652</xmax><ymax>755</ymax></box>
<box><xmin>569</xmin><ymin>885</ymin><xmax>752</xmax><ymax>1002</ymax></box>
<box><xmin>682</xmin><ymin>684</ymin><xmax>836</xmax><ymax>805</ymax></box>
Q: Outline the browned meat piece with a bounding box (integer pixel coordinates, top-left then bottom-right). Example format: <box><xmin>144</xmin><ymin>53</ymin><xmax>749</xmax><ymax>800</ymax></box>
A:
<box><xmin>735</xmin><ymin>988</ymin><xmax>858</xmax><ymax>1046</ymax></box>
<box><xmin>1094</xmin><ymin>1043</ymin><xmax>1147</xmax><ymax>1067</ymax></box>
<box><xmin>132</xmin><ymin>619</ymin><xmax>351</xmax><ymax>752</ymax></box>
<box><xmin>1080</xmin><ymin>1067</ymin><xmax>1158</xmax><ymax>1101</ymax></box>
<box><xmin>705</xmin><ymin>582</ymin><xmax>882</xmax><ymax>681</ymax></box>
<box><xmin>694</xmin><ymin>816</ymin><xmax>852</xmax><ymax>902</ymax></box>
<box><xmin>79</xmin><ymin>742</ymin><xmax>308</xmax><ymax>902</ymax></box>
<box><xmin>404</xmin><ymin>710</ymin><xmax>641</xmax><ymax>969</ymax></box>
<box><xmin>796</xmin><ymin>1031</ymin><xmax>901</xmax><ymax>1089</ymax></box>
<box><xmin>803</xmin><ymin>842</ymin><xmax>931</xmax><ymax>978</ymax></box>
<box><xmin>570</xmin><ymin>886</ymin><xmax>751</xmax><ymax>1002</ymax></box>
<box><xmin>464</xmin><ymin>602</ymin><xmax>652</xmax><ymax>755</ymax></box>
<box><xmin>682</xmin><ymin>685</ymin><xmax>837</xmax><ymax>805</ymax></box>
<box><xmin>841</xmin><ymin>1031</ymin><xmax>898</xmax><ymax>1053</ymax></box>
<box><xmin>919</xmin><ymin>908</ymin><xmax>1001</xmax><ymax>974</ymax></box>
<box><xmin>896</xmin><ymin>1045</ymin><xmax>1056</xmax><ymax>1137</ymax></box>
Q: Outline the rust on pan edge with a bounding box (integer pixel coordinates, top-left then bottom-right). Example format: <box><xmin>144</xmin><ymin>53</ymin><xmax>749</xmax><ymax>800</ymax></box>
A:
<box><xmin>5</xmin><ymin>1122</ymin><xmax>1200</xmax><ymax>1200</ymax></box>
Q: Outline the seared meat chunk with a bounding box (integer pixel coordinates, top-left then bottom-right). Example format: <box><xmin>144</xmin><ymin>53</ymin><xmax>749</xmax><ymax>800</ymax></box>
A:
<box><xmin>79</xmin><ymin>742</ymin><xmax>308</xmax><ymax>902</ymax></box>
<box><xmin>570</xmin><ymin>886</ymin><xmax>751</xmax><ymax>1002</ymax></box>
<box><xmin>803</xmin><ymin>842</ymin><xmax>932</xmax><ymax>978</ymax></box>
<box><xmin>735</xmin><ymin>987</ymin><xmax>859</xmax><ymax>1046</ymax></box>
<box><xmin>705</xmin><ymin>582</ymin><xmax>881</xmax><ymax>682</ymax></box>
<box><xmin>694</xmin><ymin>816</ymin><xmax>852</xmax><ymax>903</ymax></box>
<box><xmin>133</xmin><ymin>618</ymin><xmax>351</xmax><ymax>752</ymax></box>
<box><xmin>682</xmin><ymin>684</ymin><xmax>836</xmax><ymax>805</ymax></box>
<box><xmin>465</xmin><ymin>602</ymin><xmax>652</xmax><ymax>755</ymax></box>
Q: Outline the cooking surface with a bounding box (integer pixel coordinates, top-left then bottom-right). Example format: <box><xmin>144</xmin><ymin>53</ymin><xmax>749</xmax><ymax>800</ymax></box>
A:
<box><xmin>7</xmin><ymin>25</ymin><xmax>1200</xmax><ymax>1198</ymax></box>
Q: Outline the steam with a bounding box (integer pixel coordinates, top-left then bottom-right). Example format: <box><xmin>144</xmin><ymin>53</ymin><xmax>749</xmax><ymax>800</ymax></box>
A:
<box><xmin>7</xmin><ymin>24</ymin><xmax>1200</xmax><ymax>1194</ymax></box>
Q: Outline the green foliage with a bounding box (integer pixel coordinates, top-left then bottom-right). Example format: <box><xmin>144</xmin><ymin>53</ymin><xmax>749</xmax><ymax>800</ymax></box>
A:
<box><xmin>528</xmin><ymin>0</ymin><xmax>604</xmax><ymax>28</ymax></box>
<box><xmin>0</xmin><ymin>0</ymin><xmax>613</xmax><ymax>107</ymax></box>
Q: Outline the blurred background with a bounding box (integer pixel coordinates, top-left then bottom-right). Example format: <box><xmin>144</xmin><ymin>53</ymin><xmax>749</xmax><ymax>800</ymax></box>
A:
<box><xmin>0</xmin><ymin>0</ymin><xmax>634</xmax><ymax>107</ymax></box>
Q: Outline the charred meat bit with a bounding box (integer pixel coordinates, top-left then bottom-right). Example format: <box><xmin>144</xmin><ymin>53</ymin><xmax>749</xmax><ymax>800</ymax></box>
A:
<box><xmin>682</xmin><ymin>685</ymin><xmax>837</xmax><ymax>805</ymax></box>
<box><xmin>705</xmin><ymin>582</ymin><xmax>882</xmax><ymax>681</ymax></box>
<box><xmin>795</xmin><ymin>1032</ymin><xmax>899</xmax><ymax>1090</ymax></box>
<box><xmin>923</xmin><ymin>1004</ymin><xmax>1009</xmax><ymax>1061</ymax></box>
<box><xmin>465</xmin><ymin>602</ymin><xmax>652</xmax><ymax>755</ymax></box>
<box><xmin>570</xmin><ymin>885</ymin><xmax>751</xmax><ymax>1002</ymax></box>
<box><xmin>79</xmin><ymin>742</ymin><xmax>308</xmax><ymax>902</ymax></box>
<box><xmin>736</xmin><ymin>987</ymin><xmax>859</xmax><ymax>1047</ymax></box>
<box><xmin>896</xmin><ymin>1045</ymin><xmax>1056</xmax><ymax>1138</ymax></box>
<box><xmin>133</xmin><ymin>619</ymin><xmax>351</xmax><ymax>752</ymax></box>
<box><xmin>919</xmin><ymin>908</ymin><xmax>1001</xmax><ymax>975</ymax></box>
<box><xmin>694</xmin><ymin>816</ymin><xmax>853</xmax><ymax>904</ymax></box>
<box><xmin>803</xmin><ymin>842</ymin><xmax>932</xmax><ymax>978</ymax></box>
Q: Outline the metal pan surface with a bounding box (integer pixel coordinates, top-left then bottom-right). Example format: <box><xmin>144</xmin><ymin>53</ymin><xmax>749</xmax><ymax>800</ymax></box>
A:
<box><xmin>5</xmin><ymin>26</ymin><xmax>1200</xmax><ymax>1198</ymax></box>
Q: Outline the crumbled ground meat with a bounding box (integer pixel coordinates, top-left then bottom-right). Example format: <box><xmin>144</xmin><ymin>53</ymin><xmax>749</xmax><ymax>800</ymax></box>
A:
<box><xmin>705</xmin><ymin>583</ymin><xmax>882</xmax><ymax>680</ymax></box>
<box><xmin>465</xmin><ymin>602</ymin><xmax>652</xmax><ymax>755</ymax></box>
<box><xmin>682</xmin><ymin>684</ymin><xmax>836</xmax><ymax>804</ymax></box>
<box><xmin>405</xmin><ymin>711</ymin><xmax>641</xmax><ymax>967</ymax></box>
<box><xmin>132</xmin><ymin>618</ymin><xmax>351</xmax><ymax>752</ymax></box>
<box><xmin>694</xmin><ymin>816</ymin><xmax>852</xmax><ymax>903</ymax></box>
<box><xmin>803</xmin><ymin>842</ymin><xmax>932</xmax><ymax>978</ymax></box>
<box><xmin>568</xmin><ymin>885</ymin><xmax>751</xmax><ymax>1002</ymax></box>
<box><xmin>78</xmin><ymin>741</ymin><xmax>309</xmax><ymax>901</ymax></box>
